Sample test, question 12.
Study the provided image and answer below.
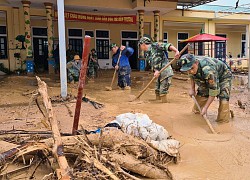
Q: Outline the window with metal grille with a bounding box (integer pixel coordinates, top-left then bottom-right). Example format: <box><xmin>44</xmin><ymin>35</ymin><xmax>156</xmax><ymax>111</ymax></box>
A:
<box><xmin>68</xmin><ymin>29</ymin><xmax>83</xmax><ymax>57</ymax></box>
<box><xmin>163</xmin><ymin>32</ymin><xmax>168</xmax><ymax>43</ymax></box>
<box><xmin>215</xmin><ymin>34</ymin><xmax>226</xmax><ymax>59</ymax></box>
<box><xmin>68</xmin><ymin>38</ymin><xmax>83</xmax><ymax>57</ymax></box>
<box><xmin>241</xmin><ymin>34</ymin><xmax>246</xmax><ymax>57</ymax></box>
<box><xmin>96</xmin><ymin>30</ymin><xmax>109</xmax><ymax>59</ymax></box>
<box><xmin>0</xmin><ymin>26</ymin><xmax>7</xmax><ymax>59</ymax></box>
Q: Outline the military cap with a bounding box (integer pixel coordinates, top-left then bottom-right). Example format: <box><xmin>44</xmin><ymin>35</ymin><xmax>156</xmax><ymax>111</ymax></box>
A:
<box><xmin>138</xmin><ymin>36</ymin><xmax>152</xmax><ymax>45</ymax></box>
<box><xmin>179</xmin><ymin>54</ymin><xmax>196</xmax><ymax>72</ymax></box>
<box><xmin>109</xmin><ymin>43</ymin><xmax>117</xmax><ymax>50</ymax></box>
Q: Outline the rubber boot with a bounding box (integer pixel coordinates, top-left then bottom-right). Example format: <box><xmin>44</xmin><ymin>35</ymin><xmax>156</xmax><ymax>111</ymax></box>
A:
<box><xmin>160</xmin><ymin>94</ymin><xmax>168</xmax><ymax>103</ymax></box>
<box><xmin>192</xmin><ymin>95</ymin><xmax>208</xmax><ymax>114</ymax></box>
<box><xmin>156</xmin><ymin>94</ymin><xmax>160</xmax><ymax>100</ymax></box>
<box><xmin>216</xmin><ymin>100</ymin><xmax>230</xmax><ymax>123</ymax></box>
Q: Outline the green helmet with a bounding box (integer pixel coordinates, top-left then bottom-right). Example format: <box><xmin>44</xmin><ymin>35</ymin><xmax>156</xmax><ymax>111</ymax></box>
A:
<box><xmin>179</xmin><ymin>54</ymin><xmax>196</xmax><ymax>72</ymax></box>
<box><xmin>109</xmin><ymin>43</ymin><xmax>117</xmax><ymax>50</ymax></box>
<box><xmin>138</xmin><ymin>36</ymin><xmax>152</xmax><ymax>45</ymax></box>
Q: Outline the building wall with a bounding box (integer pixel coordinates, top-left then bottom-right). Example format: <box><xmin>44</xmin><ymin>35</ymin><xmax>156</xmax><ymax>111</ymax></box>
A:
<box><xmin>0</xmin><ymin>3</ymin><xmax>250</xmax><ymax>71</ymax></box>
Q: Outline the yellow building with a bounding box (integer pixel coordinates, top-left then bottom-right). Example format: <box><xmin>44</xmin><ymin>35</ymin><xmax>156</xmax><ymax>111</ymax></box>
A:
<box><xmin>0</xmin><ymin>0</ymin><xmax>249</xmax><ymax>73</ymax></box>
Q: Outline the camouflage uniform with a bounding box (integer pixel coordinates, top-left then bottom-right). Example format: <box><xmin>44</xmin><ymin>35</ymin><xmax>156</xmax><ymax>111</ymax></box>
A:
<box><xmin>180</xmin><ymin>54</ymin><xmax>232</xmax><ymax>123</ymax></box>
<box><xmin>145</xmin><ymin>42</ymin><xmax>174</xmax><ymax>96</ymax></box>
<box><xmin>88</xmin><ymin>51</ymin><xmax>98</xmax><ymax>78</ymax></box>
<box><xmin>188</xmin><ymin>56</ymin><xmax>232</xmax><ymax>101</ymax></box>
<box><xmin>66</xmin><ymin>57</ymin><xmax>82</xmax><ymax>82</ymax></box>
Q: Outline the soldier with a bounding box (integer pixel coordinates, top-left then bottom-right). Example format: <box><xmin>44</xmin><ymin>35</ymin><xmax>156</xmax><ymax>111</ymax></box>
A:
<box><xmin>66</xmin><ymin>55</ymin><xmax>82</xmax><ymax>83</ymax></box>
<box><xmin>88</xmin><ymin>48</ymin><xmax>99</xmax><ymax>79</ymax></box>
<box><xmin>110</xmin><ymin>43</ymin><xmax>134</xmax><ymax>90</ymax></box>
<box><xmin>138</xmin><ymin>35</ymin><xmax>180</xmax><ymax>103</ymax></box>
<box><xmin>179</xmin><ymin>54</ymin><xmax>232</xmax><ymax>123</ymax></box>
<box><xmin>66</xmin><ymin>44</ymin><xmax>77</xmax><ymax>63</ymax></box>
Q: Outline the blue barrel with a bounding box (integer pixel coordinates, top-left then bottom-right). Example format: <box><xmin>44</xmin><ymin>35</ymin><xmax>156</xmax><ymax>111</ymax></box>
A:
<box><xmin>48</xmin><ymin>58</ymin><xmax>55</xmax><ymax>67</ymax></box>
<box><xmin>139</xmin><ymin>59</ymin><xmax>145</xmax><ymax>71</ymax></box>
<box><xmin>48</xmin><ymin>58</ymin><xmax>56</xmax><ymax>74</ymax></box>
<box><xmin>26</xmin><ymin>59</ymin><xmax>34</xmax><ymax>73</ymax></box>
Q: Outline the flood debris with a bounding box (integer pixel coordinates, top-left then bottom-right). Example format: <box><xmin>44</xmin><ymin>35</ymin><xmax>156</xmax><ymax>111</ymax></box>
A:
<box><xmin>82</xmin><ymin>95</ymin><xmax>104</xmax><ymax>109</ymax></box>
<box><xmin>0</xmin><ymin>77</ymin><xmax>179</xmax><ymax>179</ymax></box>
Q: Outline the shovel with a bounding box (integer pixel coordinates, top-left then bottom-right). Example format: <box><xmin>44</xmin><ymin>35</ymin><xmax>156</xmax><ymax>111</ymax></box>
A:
<box><xmin>191</xmin><ymin>95</ymin><xmax>216</xmax><ymax>134</ymax></box>
<box><xmin>130</xmin><ymin>43</ymin><xmax>190</xmax><ymax>101</ymax></box>
<box><xmin>105</xmin><ymin>50</ymin><xmax>122</xmax><ymax>91</ymax></box>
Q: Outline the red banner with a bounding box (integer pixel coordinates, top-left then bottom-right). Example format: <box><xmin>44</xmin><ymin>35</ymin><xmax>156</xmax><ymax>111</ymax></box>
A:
<box><xmin>54</xmin><ymin>11</ymin><xmax>136</xmax><ymax>24</ymax></box>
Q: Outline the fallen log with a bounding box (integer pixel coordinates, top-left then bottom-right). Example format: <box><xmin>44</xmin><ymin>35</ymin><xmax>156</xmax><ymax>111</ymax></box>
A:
<box><xmin>43</xmin><ymin>130</ymin><xmax>158</xmax><ymax>162</ymax></box>
<box><xmin>110</xmin><ymin>153</ymin><xmax>172</xmax><ymax>179</ymax></box>
<box><xmin>36</xmin><ymin>76</ymin><xmax>72</xmax><ymax>179</ymax></box>
<box><xmin>42</xmin><ymin>130</ymin><xmax>173</xmax><ymax>179</ymax></box>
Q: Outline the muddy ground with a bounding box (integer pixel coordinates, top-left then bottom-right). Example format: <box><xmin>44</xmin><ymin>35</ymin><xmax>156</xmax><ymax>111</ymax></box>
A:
<box><xmin>0</xmin><ymin>69</ymin><xmax>250</xmax><ymax>180</ymax></box>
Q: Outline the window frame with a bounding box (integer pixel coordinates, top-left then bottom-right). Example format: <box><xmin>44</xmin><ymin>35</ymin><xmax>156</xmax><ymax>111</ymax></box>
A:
<box><xmin>163</xmin><ymin>32</ymin><xmax>168</xmax><ymax>43</ymax></box>
<box><xmin>0</xmin><ymin>25</ymin><xmax>7</xmax><ymax>59</ymax></box>
<box><xmin>177</xmin><ymin>32</ymin><xmax>189</xmax><ymax>54</ymax></box>
<box><xmin>241</xmin><ymin>33</ymin><xmax>246</xmax><ymax>57</ymax></box>
<box><xmin>215</xmin><ymin>33</ymin><xmax>227</xmax><ymax>59</ymax></box>
<box><xmin>121</xmin><ymin>30</ymin><xmax>138</xmax><ymax>40</ymax></box>
<box><xmin>95</xmin><ymin>29</ymin><xmax>110</xmax><ymax>60</ymax></box>
<box><xmin>67</xmin><ymin>28</ymin><xmax>84</xmax><ymax>57</ymax></box>
<box><xmin>31</xmin><ymin>26</ymin><xmax>48</xmax><ymax>57</ymax></box>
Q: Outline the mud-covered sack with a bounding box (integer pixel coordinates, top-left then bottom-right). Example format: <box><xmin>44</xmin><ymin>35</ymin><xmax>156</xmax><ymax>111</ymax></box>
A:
<box><xmin>110</xmin><ymin>113</ymin><xmax>180</xmax><ymax>157</ymax></box>
<box><xmin>147</xmin><ymin>139</ymin><xmax>180</xmax><ymax>157</ymax></box>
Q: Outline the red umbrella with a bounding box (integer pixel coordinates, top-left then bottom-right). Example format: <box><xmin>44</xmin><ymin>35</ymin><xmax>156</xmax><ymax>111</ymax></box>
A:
<box><xmin>182</xmin><ymin>29</ymin><xmax>228</xmax><ymax>42</ymax></box>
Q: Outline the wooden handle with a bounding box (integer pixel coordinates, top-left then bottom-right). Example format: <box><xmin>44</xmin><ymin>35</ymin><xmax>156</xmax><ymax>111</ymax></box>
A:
<box><xmin>110</xmin><ymin>50</ymin><xmax>122</xmax><ymax>88</ymax></box>
<box><xmin>191</xmin><ymin>95</ymin><xmax>216</xmax><ymax>134</ymax></box>
<box><xmin>134</xmin><ymin>43</ymin><xmax>190</xmax><ymax>100</ymax></box>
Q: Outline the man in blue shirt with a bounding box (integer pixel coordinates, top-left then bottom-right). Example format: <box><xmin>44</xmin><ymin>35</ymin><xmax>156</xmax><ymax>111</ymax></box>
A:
<box><xmin>110</xmin><ymin>43</ymin><xmax>134</xmax><ymax>90</ymax></box>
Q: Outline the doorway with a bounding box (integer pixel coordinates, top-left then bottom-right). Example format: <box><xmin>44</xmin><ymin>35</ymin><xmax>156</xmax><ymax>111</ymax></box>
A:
<box><xmin>32</xmin><ymin>27</ymin><xmax>48</xmax><ymax>72</ymax></box>
<box><xmin>33</xmin><ymin>37</ymin><xmax>48</xmax><ymax>72</ymax></box>
<box><xmin>122</xmin><ymin>40</ymin><xmax>138</xmax><ymax>70</ymax></box>
<box><xmin>121</xmin><ymin>31</ymin><xmax>138</xmax><ymax>70</ymax></box>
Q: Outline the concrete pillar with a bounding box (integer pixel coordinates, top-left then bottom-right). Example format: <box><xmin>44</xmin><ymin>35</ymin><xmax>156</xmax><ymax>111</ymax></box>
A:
<box><xmin>204</xmin><ymin>19</ymin><xmax>216</xmax><ymax>57</ymax></box>
<box><xmin>44</xmin><ymin>2</ymin><xmax>55</xmax><ymax>74</ymax></box>
<box><xmin>153</xmin><ymin>10</ymin><xmax>160</xmax><ymax>42</ymax></box>
<box><xmin>204</xmin><ymin>19</ymin><xmax>216</xmax><ymax>35</ymax></box>
<box><xmin>246</xmin><ymin>24</ymin><xmax>250</xmax><ymax>90</ymax></box>
<box><xmin>138</xmin><ymin>10</ymin><xmax>146</xmax><ymax>71</ymax></box>
<box><xmin>57</xmin><ymin>0</ymin><xmax>67</xmax><ymax>98</ymax></box>
<box><xmin>21</xmin><ymin>1</ymin><xmax>34</xmax><ymax>74</ymax></box>
<box><xmin>138</xmin><ymin>10</ymin><xmax>144</xmax><ymax>57</ymax></box>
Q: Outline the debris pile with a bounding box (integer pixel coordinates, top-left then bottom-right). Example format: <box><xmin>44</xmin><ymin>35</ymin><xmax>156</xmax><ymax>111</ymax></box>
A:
<box><xmin>0</xmin><ymin>77</ymin><xmax>179</xmax><ymax>179</ymax></box>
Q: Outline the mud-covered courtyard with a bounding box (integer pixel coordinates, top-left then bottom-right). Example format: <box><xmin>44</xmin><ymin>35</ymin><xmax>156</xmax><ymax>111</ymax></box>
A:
<box><xmin>0</xmin><ymin>70</ymin><xmax>250</xmax><ymax>179</ymax></box>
